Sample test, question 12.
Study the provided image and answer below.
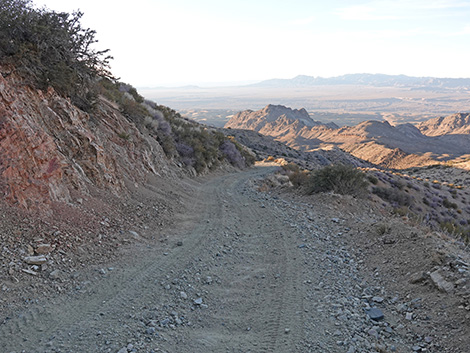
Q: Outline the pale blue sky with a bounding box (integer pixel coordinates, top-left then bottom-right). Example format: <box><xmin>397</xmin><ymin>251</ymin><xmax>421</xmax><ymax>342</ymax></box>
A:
<box><xmin>34</xmin><ymin>0</ymin><xmax>470</xmax><ymax>86</ymax></box>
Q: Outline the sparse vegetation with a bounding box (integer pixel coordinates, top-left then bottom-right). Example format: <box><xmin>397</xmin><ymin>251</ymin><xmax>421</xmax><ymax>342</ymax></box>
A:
<box><xmin>372</xmin><ymin>186</ymin><xmax>413</xmax><ymax>207</ymax></box>
<box><xmin>376</xmin><ymin>222</ymin><xmax>391</xmax><ymax>235</ymax></box>
<box><xmin>367</xmin><ymin>174</ymin><xmax>379</xmax><ymax>185</ymax></box>
<box><xmin>443</xmin><ymin>199</ymin><xmax>458</xmax><ymax>209</ymax></box>
<box><xmin>307</xmin><ymin>164</ymin><xmax>368</xmax><ymax>197</ymax></box>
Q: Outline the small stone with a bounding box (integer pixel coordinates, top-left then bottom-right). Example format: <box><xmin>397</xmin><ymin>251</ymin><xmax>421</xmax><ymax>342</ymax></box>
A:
<box><xmin>117</xmin><ymin>348</ymin><xmax>127</xmax><ymax>353</ymax></box>
<box><xmin>430</xmin><ymin>270</ymin><xmax>454</xmax><ymax>293</ymax></box>
<box><xmin>405</xmin><ymin>312</ymin><xmax>413</xmax><ymax>320</ymax></box>
<box><xmin>129</xmin><ymin>231</ymin><xmax>140</xmax><ymax>238</ymax></box>
<box><xmin>176</xmin><ymin>241</ymin><xmax>183</xmax><ymax>246</ymax></box>
<box><xmin>284</xmin><ymin>328</ymin><xmax>290</xmax><ymax>334</ymax></box>
<box><xmin>49</xmin><ymin>269</ymin><xmax>61</xmax><ymax>279</ymax></box>
<box><xmin>35</xmin><ymin>243</ymin><xmax>53</xmax><ymax>254</ymax></box>
<box><xmin>424</xmin><ymin>336</ymin><xmax>433</xmax><ymax>343</ymax></box>
<box><xmin>180</xmin><ymin>291</ymin><xmax>188</xmax><ymax>299</ymax></box>
<box><xmin>23</xmin><ymin>255</ymin><xmax>47</xmax><ymax>265</ymax></box>
<box><xmin>368</xmin><ymin>329</ymin><xmax>379</xmax><ymax>339</ymax></box>
<box><xmin>365</xmin><ymin>308</ymin><xmax>384</xmax><ymax>321</ymax></box>
<box><xmin>194</xmin><ymin>297</ymin><xmax>203</xmax><ymax>305</ymax></box>
<box><xmin>409</xmin><ymin>271</ymin><xmax>426</xmax><ymax>284</ymax></box>
<box><xmin>412</xmin><ymin>345</ymin><xmax>422</xmax><ymax>351</ymax></box>
<box><xmin>372</xmin><ymin>296</ymin><xmax>384</xmax><ymax>303</ymax></box>
<box><xmin>22</xmin><ymin>269</ymin><xmax>37</xmax><ymax>276</ymax></box>
<box><xmin>146</xmin><ymin>327</ymin><xmax>156</xmax><ymax>335</ymax></box>
<box><xmin>331</xmin><ymin>218</ymin><xmax>340</xmax><ymax>223</ymax></box>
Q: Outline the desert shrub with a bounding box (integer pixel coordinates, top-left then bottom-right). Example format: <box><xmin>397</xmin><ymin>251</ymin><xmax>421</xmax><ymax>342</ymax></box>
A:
<box><xmin>372</xmin><ymin>186</ymin><xmax>413</xmax><ymax>207</ymax></box>
<box><xmin>307</xmin><ymin>164</ymin><xmax>368</xmax><ymax>197</ymax></box>
<box><xmin>392</xmin><ymin>206</ymin><xmax>410</xmax><ymax>217</ymax></box>
<box><xmin>391</xmin><ymin>179</ymin><xmax>406</xmax><ymax>190</ymax></box>
<box><xmin>117</xmin><ymin>131</ymin><xmax>130</xmax><ymax>140</ymax></box>
<box><xmin>282</xmin><ymin>163</ymin><xmax>301</xmax><ymax>173</ymax></box>
<box><xmin>367</xmin><ymin>174</ymin><xmax>379</xmax><ymax>185</ymax></box>
<box><xmin>219</xmin><ymin>141</ymin><xmax>245</xmax><ymax>169</ymax></box>
<box><xmin>443</xmin><ymin>199</ymin><xmax>458</xmax><ymax>209</ymax></box>
<box><xmin>376</xmin><ymin>223</ymin><xmax>391</xmax><ymax>235</ymax></box>
<box><xmin>119</xmin><ymin>83</ymin><xmax>144</xmax><ymax>103</ymax></box>
<box><xmin>0</xmin><ymin>0</ymin><xmax>113</xmax><ymax>111</ymax></box>
<box><xmin>289</xmin><ymin>170</ymin><xmax>310</xmax><ymax>188</ymax></box>
<box><xmin>120</xmin><ymin>99</ymin><xmax>148</xmax><ymax>123</ymax></box>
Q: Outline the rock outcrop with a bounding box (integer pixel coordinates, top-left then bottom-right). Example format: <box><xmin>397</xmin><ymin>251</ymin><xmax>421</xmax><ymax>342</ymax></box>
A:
<box><xmin>0</xmin><ymin>69</ymin><xmax>171</xmax><ymax>211</ymax></box>
<box><xmin>225</xmin><ymin>105</ymin><xmax>470</xmax><ymax>168</ymax></box>
<box><xmin>417</xmin><ymin>113</ymin><xmax>470</xmax><ymax>136</ymax></box>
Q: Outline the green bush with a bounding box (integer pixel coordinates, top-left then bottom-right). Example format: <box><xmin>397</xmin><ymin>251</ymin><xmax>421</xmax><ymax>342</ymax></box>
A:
<box><xmin>307</xmin><ymin>164</ymin><xmax>368</xmax><ymax>197</ymax></box>
<box><xmin>0</xmin><ymin>0</ymin><xmax>113</xmax><ymax>111</ymax></box>
<box><xmin>443</xmin><ymin>199</ymin><xmax>458</xmax><ymax>209</ymax></box>
<box><xmin>367</xmin><ymin>174</ymin><xmax>379</xmax><ymax>185</ymax></box>
<box><xmin>372</xmin><ymin>186</ymin><xmax>413</xmax><ymax>206</ymax></box>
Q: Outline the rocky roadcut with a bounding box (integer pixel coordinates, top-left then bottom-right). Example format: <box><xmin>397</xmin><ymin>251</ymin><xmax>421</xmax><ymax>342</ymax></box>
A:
<box><xmin>0</xmin><ymin>166</ymin><xmax>468</xmax><ymax>352</ymax></box>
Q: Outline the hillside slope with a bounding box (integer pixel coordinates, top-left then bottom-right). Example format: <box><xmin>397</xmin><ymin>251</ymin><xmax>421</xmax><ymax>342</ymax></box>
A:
<box><xmin>417</xmin><ymin>113</ymin><xmax>470</xmax><ymax>136</ymax></box>
<box><xmin>225</xmin><ymin>105</ymin><xmax>470</xmax><ymax>168</ymax></box>
<box><xmin>0</xmin><ymin>71</ymin><xmax>173</xmax><ymax>210</ymax></box>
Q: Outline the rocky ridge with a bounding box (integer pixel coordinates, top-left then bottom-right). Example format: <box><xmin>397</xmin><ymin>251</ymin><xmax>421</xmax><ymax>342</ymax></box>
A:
<box><xmin>225</xmin><ymin>105</ymin><xmax>470</xmax><ymax>169</ymax></box>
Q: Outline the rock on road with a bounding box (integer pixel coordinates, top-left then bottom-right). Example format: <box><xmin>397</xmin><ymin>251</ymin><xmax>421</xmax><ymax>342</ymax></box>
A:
<box><xmin>0</xmin><ymin>166</ymin><xmax>415</xmax><ymax>352</ymax></box>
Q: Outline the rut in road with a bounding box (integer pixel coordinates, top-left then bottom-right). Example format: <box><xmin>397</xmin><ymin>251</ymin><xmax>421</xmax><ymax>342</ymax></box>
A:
<box><xmin>0</xmin><ymin>166</ymin><xmax>342</xmax><ymax>352</ymax></box>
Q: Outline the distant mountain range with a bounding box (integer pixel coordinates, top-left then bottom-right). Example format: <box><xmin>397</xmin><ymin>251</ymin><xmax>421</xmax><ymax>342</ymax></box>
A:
<box><xmin>250</xmin><ymin>74</ymin><xmax>470</xmax><ymax>90</ymax></box>
<box><xmin>225</xmin><ymin>104</ymin><xmax>470</xmax><ymax>169</ymax></box>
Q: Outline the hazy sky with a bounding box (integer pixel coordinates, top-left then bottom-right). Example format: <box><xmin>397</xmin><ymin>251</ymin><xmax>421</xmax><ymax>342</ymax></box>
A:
<box><xmin>34</xmin><ymin>0</ymin><xmax>470</xmax><ymax>87</ymax></box>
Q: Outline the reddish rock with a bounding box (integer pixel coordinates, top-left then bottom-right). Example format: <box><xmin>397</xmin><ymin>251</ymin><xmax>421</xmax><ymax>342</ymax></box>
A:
<box><xmin>0</xmin><ymin>68</ymin><xmax>171</xmax><ymax>211</ymax></box>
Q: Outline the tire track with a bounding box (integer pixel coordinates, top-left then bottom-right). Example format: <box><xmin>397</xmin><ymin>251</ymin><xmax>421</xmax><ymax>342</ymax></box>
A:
<box><xmin>0</xmin><ymin>166</ymin><xmax>306</xmax><ymax>353</ymax></box>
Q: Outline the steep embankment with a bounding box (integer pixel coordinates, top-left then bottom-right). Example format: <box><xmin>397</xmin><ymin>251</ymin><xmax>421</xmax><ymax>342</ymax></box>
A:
<box><xmin>226</xmin><ymin>105</ymin><xmax>470</xmax><ymax>168</ymax></box>
<box><xmin>0</xmin><ymin>71</ymin><xmax>173</xmax><ymax>210</ymax></box>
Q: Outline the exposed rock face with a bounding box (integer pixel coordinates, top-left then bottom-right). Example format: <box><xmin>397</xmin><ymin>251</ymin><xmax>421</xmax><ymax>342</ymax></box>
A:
<box><xmin>225</xmin><ymin>104</ymin><xmax>336</xmax><ymax>132</ymax></box>
<box><xmin>0</xmin><ymin>70</ymin><xmax>170</xmax><ymax>210</ymax></box>
<box><xmin>417</xmin><ymin>113</ymin><xmax>470</xmax><ymax>136</ymax></box>
<box><xmin>225</xmin><ymin>105</ymin><xmax>470</xmax><ymax>168</ymax></box>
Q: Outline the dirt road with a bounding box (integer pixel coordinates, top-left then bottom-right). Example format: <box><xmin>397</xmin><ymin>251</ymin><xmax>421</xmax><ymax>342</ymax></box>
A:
<box><xmin>0</xmin><ymin>166</ymin><xmax>456</xmax><ymax>352</ymax></box>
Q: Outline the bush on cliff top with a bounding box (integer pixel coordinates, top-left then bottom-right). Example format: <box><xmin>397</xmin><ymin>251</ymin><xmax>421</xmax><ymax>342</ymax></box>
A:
<box><xmin>0</xmin><ymin>0</ymin><xmax>113</xmax><ymax>111</ymax></box>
